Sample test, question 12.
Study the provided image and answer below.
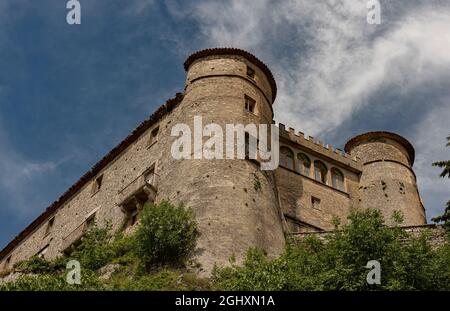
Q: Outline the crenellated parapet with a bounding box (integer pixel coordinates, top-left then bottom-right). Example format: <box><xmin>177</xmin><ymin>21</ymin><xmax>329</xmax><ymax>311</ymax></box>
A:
<box><xmin>278</xmin><ymin>123</ymin><xmax>362</xmax><ymax>173</ymax></box>
<box><xmin>0</xmin><ymin>47</ymin><xmax>429</xmax><ymax>274</ymax></box>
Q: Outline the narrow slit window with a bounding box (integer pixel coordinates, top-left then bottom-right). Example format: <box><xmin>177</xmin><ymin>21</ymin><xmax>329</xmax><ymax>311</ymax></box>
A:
<box><xmin>5</xmin><ymin>255</ymin><xmax>11</xmax><ymax>269</ymax></box>
<box><xmin>37</xmin><ymin>245</ymin><xmax>49</xmax><ymax>259</ymax></box>
<box><xmin>245</xmin><ymin>132</ymin><xmax>250</xmax><ymax>159</ymax></box>
<box><xmin>92</xmin><ymin>174</ymin><xmax>103</xmax><ymax>194</ymax></box>
<box><xmin>85</xmin><ymin>213</ymin><xmax>96</xmax><ymax>230</ymax></box>
<box><xmin>144</xmin><ymin>166</ymin><xmax>155</xmax><ymax>185</ymax></box>
<box><xmin>244</xmin><ymin>95</ymin><xmax>256</xmax><ymax>113</ymax></box>
<box><xmin>45</xmin><ymin>216</ymin><xmax>55</xmax><ymax>236</ymax></box>
<box><xmin>126</xmin><ymin>206</ymin><xmax>139</xmax><ymax>228</ymax></box>
<box><xmin>311</xmin><ymin>197</ymin><xmax>321</xmax><ymax>209</ymax></box>
<box><xmin>149</xmin><ymin>126</ymin><xmax>159</xmax><ymax>146</ymax></box>
<box><xmin>246</xmin><ymin>66</ymin><xmax>255</xmax><ymax>79</ymax></box>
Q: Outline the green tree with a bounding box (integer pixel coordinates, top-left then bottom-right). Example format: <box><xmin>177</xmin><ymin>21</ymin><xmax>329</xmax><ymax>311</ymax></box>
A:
<box><xmin>69</xmin><ymin>223</ymin><xmax>115</xmax><ymax>270</ymax></box>
<box><xmin>134</xmin><ymin>201</ymin><xmax>199</xmax><ymax>269</ymax></box>
<box><xmin>1</xmin><ymin>201</ymin><xmax>204</xmax><ymax>291</ymax></box>
<box><xmin>432</xmin><ymin>135</ymin><xmax>450</xmax><ymax>230</ymax></box>
<box><xmin>213</xmin><ymin>209</ymin><xmax>450</xmax><ymax>291</ymax></box>
<box><xmin>0</xmin><ymin>269</ymin><xmax>105</xmax><ymax>291</ymax></box>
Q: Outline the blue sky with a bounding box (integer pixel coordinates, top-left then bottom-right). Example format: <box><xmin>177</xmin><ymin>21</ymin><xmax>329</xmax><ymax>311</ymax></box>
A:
<box><xmin>0</xmin><ymin>0</ymin><xmax>449</xmax><ymax>250</ymax></box>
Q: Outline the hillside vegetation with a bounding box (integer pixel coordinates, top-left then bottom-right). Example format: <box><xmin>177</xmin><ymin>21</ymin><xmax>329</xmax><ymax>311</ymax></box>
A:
<box><xmin>1</xmin><ymin>202</ymin><xmax>449</xmax><ymax>291</ymax></box>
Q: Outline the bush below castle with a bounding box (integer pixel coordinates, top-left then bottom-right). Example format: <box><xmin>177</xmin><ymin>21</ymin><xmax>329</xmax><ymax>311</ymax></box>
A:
<box><xmin>1</xmin><ymin>203</ymin><xmax>449</xmax><ymax>291</ymax></box>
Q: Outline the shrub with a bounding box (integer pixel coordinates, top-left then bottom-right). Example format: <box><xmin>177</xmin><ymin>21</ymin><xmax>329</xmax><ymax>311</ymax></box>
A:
<box><xmin>133</xmin><ymin>201</ymin><xmax>199</xmax><ymax>269</ymax></box>
<box><xmin>0</xmin><ymin>269</ymin><xmax>104</xmax><ymax>291</ymax></box>
<box><xmin>212</xmin><ymin>248</ymin><xmax>287</xmax><ymax>291</ymax></box>
<box><xmin>4</xmin><ymin>204</ymin><xmax>447</xmax><ymax>291</ymax></box>
<box><xmin>213</xmin><ymin>209</ymin><xmax>450</xmax><ymax>291</ymax></box>
<box><xmin>14</xmin><ymin>256</ymin><xmax>66</xmax><ymax>274</ymax></box>
<box><xmin>1</xmin><ymin>201</ymin><xmax>202</xmax><ymax>291</ymax></box>
<box><xmin>69</xmin><ymin>223</ymin><xmax>115</xmax><ymax>270</ymax></box>
<box><xmin>109</xmin><ymin>232</ymin><xmax>138</xmax><ymax>266</ymax></box>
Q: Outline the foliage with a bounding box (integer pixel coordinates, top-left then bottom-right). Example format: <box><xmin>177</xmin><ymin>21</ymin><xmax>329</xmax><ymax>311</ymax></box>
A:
<box><xmin>213</xmin><ymin>209</ymin><xmax>450</xmax><ymax>291</ymax></box>
<box><xmin>1</xmin><ymin>201</ymin><xmax>202</xmax><ymax>291</ymax></box>
<box><xmin>69</xmin><ymin>223</ymin><xmax>115</xmax><ymax>271</ymax></box>
<box><xmin>108</xmin><ymin>232</ymin><xmax>138</xmax><ymax>265</ymax></box>
<box><xmin>432</xmin><ymin>135</ymin><xmax>450</xmax><ymax>231</ymax></box>
<box><xmin>432</xmin><ymin>134</ymin><xmax>450</xmax><ymax>179</ymax></box>
<box><xmin>14</xmin><ymin>256</ymin><xmax>67</xmax><ymax>274</ymax></box>
<box><xmin>106</xmin><ymin>268</ymin><xmax>211</xmax><ymax>291</ymax></box>
<box><xmin>0</xmin><ymin>269</ymin><xmax>105</xmax><ymax>291</ymax></box>
<box><xmin>133</xmin><ymin>201</ymin><xmax>199</xmax><ymax>268</ymax></box>
<box><xmin>3</xmin><ymin>203</ymin><xmax>449</xmax><ymax>291</ymax></box>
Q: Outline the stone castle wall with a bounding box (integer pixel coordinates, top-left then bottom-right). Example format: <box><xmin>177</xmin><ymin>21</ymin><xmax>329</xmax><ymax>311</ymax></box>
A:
<box><xmin>154</xmin><ymin>54</ymin><xmax>285</xmax><ymax>272</ymax></box>
<box><xmin>346</xmin><ymin>136</ymin><xmax>426</xmax><ymax>226</ymax></box>
<box><xmin>0</xmin><ymin>109</ymin><xmax>169</xmax><ymax>270</ymax></box>
<box><xmin>0</xmin><ymin>49</ymin><xmax>428</xmax><ymax>273</ymax></box>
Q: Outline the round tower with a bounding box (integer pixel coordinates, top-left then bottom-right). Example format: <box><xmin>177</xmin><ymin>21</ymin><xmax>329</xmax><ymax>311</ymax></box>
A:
<box><xmin>157</xmin><ymin>48</ymin><xmax>285</xmax><ymax>273</ymax></box>
<box><xmin>345</xmin><ymin>131</ymin><xmax>426</xmax><ymax>226</ymax></box>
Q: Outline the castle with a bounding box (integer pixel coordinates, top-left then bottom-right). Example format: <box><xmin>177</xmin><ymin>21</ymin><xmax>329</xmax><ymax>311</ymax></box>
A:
<box><xmin>0</xmin><ymin>48</ymin><xmax>427</xmax><ymax>273</ymax></box>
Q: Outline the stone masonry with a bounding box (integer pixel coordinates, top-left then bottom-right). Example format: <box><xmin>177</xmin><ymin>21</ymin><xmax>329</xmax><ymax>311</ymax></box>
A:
<box><xmin>0</xmin><ymin>48</ymin><xmax>427</xmax><ymax>273</ymax></box>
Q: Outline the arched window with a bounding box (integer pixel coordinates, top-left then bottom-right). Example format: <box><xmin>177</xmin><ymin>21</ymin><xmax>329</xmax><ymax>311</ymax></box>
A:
<box><xmin>331</xmin><ymin>168</ymin><xmax>345</xmax><ymax>191</ymax></box>
<box><xmin>314</xmin><ymin>160</ymin><xmax>327</xmax><ymax>184</ymax></box>
<box><xmin>297</xmin><ymin>153</ymin><xmax>311</xmax><ymax>176</ymax></box>
<box><xmin>280</xmin><ymin>147</ymin><xmax>294</xmax><ymax>170</ymax></box>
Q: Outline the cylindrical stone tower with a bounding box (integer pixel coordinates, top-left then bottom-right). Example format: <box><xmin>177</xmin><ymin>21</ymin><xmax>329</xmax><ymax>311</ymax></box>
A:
<box><xmin>345</xmin><ymin>131</ymin><xmax>426</xmax><ymax>226</ymax></box>
<box><xmin>157</xmin><ymin>48</ymin><xmax>285</xmax><ymax>273</ymax></box>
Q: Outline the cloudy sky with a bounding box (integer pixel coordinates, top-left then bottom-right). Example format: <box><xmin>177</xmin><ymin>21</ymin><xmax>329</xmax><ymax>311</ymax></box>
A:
<box><xmin>0</xmin><ymin>0</ymin><xmax>449</xmax><ymax>249</ymax></box>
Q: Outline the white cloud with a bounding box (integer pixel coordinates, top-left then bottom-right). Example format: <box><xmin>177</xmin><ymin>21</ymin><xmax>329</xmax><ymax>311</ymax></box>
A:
<box><xmin>173</xmin><ymin>0</ymin><xmax>450</xmax><ymax>221</ymax></box>
<box><xmin>192</xmin><ymin>0</ymin><xmax>272</xmax><ymax>48</ymax></box>
<box><xmin>183</xmin><ymin>0</ymin><xmax>450</xmax><ymax>137</ymax></box>
<box><xmin>0</xmin><ymin>122</ymin><xmax>65</xmax><ymax>216</ymax></box>
<box><xmin>413</xmin><ymin>102</ymin><xmax>450</xmax><ymax>220</ymax></box>
<box><xmin>125</xmin><ymin>0</ymin><xmax>155</xmax><ymax>15</ymax></box>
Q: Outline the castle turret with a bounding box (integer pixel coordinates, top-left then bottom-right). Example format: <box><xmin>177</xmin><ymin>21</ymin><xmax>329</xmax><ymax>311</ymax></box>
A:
<box><xmin>345</xmin><ymin>131</ymin><xmax>426</xmax><ymax>226</ymax></box>
<box><xmin>156</xmin><ymin>48</ymin><xmax>285</xmax><ymax>272</ymax></box>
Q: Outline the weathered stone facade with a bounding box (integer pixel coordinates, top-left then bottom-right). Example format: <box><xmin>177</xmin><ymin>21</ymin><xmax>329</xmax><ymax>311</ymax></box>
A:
<box><xmin>294</xmin><ymin>224</ymin><xmax>446</xmax><ymax>249</ymax></box>
<box><xmin>0</xmin><ymin>48</ymin><xmax>427</xmax><ymax>273</ymax></box>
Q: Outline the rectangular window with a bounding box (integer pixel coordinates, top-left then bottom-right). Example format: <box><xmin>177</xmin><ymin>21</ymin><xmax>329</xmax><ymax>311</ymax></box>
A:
<box><xmin>122</xmin><ymin>195</ymin><xmax>147</xmax><ymax>230</ymax></box>
<box><xmin>130</xmin><ymin>209</ymin><xmax>139</xmax><ymax>226</ymax></box>
<box><xmin>45</xmin><ymin>216</ymin><xmax>55</xmax><ymax>236</ymax></box>
<box><xmin>149</xmin><ymin>126</ymin><xmax>159</xmax><ymax>146</ymax></box>
<box><xmin>5</xmin><ymin>255</ymin><xmax>11</xmax><ymax>269</ymax></box>
<box><xmin>245</xmin><ymin>132</ymin><xmax>250</xmax><ymax>159</ymax></box>
<box><xmin>85</xmin><ymin>213</ymin><xmax>96</xmax><ymax>230</ymax></box>
<box><xmin>244</xmin><ymin>133</ymin><xmax>258</xmax><ymax>160</ymax></box>
<box><xmin>144</xmin><ymin>166</ymin><xmax>155</xmax><ymax>185</ymax></box>
<box><xmin>126</xmin><ymin>206</ymin><xmax>139</xmax><ymax>228</ymax></box>
<box><xmin>91</xmin><ymin>174</ymin><xmax>103</xmax><ymax>195</ymax></box>
<box><xmin>37</xmin><ymin>245</ymin><xmax>49</xmax><ymax>259</ymax></box>
<box><xmin>246</xmin><ymin>66</ymin><xmax>255</xmax><ymax>79</ymax></box>
<box><xmin>311</xmin><ymin>196</ymin><xmax>321</xmax><ymax>209</ymax></box>
<box><xmin>244</xmin><ymin>95</ymin><xmax>256</xmax><ymax>113</ymax></box>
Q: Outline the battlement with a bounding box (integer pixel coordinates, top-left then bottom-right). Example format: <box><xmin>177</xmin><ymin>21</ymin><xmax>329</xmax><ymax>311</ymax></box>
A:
<box><xmin>278</xmin><ymin>123</ymin><xmax>362</xmax><ymax>172</ymax></box>
<box><xmin>0</xmin><ymin>47</ymin><xmax>427</xmax><ymax>274</ymax></box>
